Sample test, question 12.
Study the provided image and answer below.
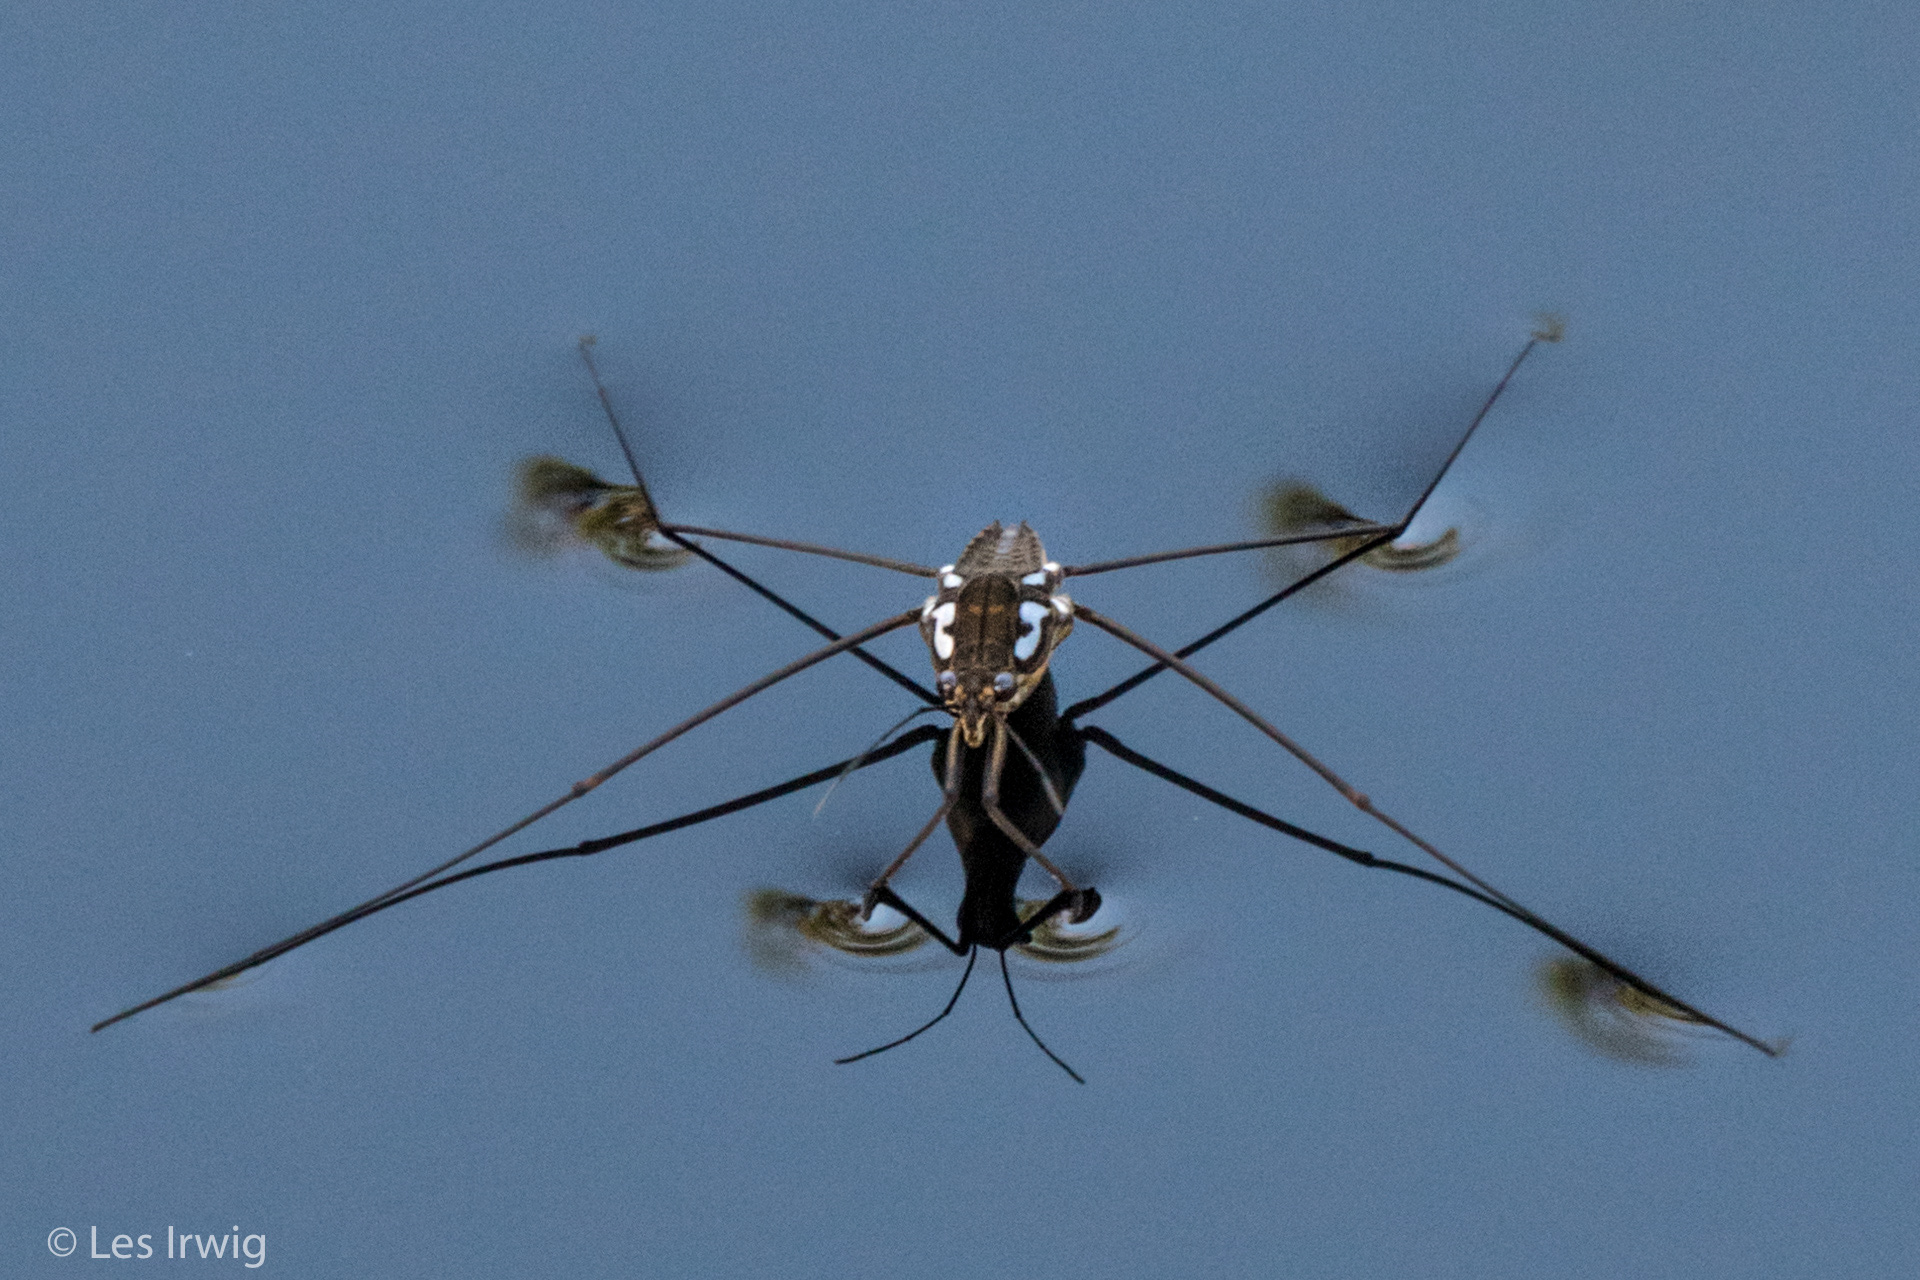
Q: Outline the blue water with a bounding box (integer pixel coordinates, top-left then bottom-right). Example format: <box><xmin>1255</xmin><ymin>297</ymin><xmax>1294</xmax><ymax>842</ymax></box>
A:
<box><xmin>5</xmin><ymin>3</ymin><xmax>1916</xmax><ymax>1275</ymax></box>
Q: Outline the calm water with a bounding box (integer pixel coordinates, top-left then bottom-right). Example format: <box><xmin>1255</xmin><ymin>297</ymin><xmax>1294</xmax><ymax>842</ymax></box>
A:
<box><xmin>6</xmin><ymin>4</ymin><xmax>1916</xmax><ymax>1275</ymax></box>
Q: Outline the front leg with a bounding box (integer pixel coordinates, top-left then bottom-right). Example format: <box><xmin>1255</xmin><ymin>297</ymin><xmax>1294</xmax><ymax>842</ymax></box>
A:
<box><xmin>996</xmin><ymin>886</ymin><xmax>1104</xmax><ymax>950</ymax></box>
<box><xmin>981</xmin><ymin>721</ymin><xmax>1098</xmax><ymax>923</ymax></box>
<box><xmin>863</xmin><ymin>885</ymin><xmax>967</xmax><ymax>956</ymax></box>
<box><xmin>861</xmin><ymin>723</ymin><xmax>966</xmax><ymax>918</ymax></box>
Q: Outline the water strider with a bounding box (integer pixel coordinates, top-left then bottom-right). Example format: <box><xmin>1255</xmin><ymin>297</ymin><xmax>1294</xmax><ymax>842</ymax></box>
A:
<box><xmin>95</xmin><ymin>327</ymin><xmax>1783</xmax><ymax>1078</ymax></box>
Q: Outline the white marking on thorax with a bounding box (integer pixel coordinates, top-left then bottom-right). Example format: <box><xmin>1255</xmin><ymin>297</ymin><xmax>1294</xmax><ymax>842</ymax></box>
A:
<box><xmin>929</xmin><ymin>601</ymin><xmax>957</xmax><ymax>660</ymax></box>
<box><xmin>1014</xmin><ymin>601</ymin><xmax>1049</xmax><ymax>661</ymax></box>
<box><xmin>943</xmin><ymin>573</ymin><xmax>964</xmax><ymax>589</ymax></box>
<box><xmin>1020</xmin><ymin>570</ymin><xmax>1049</xmax><ymax>586</ymax></box>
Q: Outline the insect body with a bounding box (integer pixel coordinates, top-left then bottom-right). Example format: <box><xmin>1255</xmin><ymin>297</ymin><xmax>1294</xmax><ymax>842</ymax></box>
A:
<box><xmin>96</xmin><ymin>329</ymin><xmax>1783</xmax><ymax>1078</ymax></box>
<box><xmin>905</xmin><ymin>523</ymin><xmax>1095</xmax><ymax>925</ymax></box>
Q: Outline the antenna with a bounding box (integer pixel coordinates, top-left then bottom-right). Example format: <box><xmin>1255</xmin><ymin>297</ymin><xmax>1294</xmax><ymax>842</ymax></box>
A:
<box><xmin>835</xmin><ymin>949</ymin><xmax>979</xmax><ymax>1065</ymax></box>
<box><xmin>1000</xmin><ymin>951</ymin><xmax>1085</xmax><ymax>1083</ymax></box>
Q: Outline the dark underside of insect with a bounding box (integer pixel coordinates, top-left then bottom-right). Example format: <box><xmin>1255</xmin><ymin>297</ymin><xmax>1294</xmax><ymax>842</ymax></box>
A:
<box><xmin>928</xmin><ymin>669</ymin><xmax>1085</xmax><ymax>954</ymax></box>
<box><xmin>95</xmin><ymin>327</ymin><xmax>1783</xmax><ymax>1079</ymax></box>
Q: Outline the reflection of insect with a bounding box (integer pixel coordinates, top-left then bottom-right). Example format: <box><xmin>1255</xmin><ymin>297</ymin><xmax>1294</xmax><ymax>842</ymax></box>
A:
<box><xmin>96</xmin><ymin>326</ymin><xmax>1783</xmax><ymax>1079</ymax></box>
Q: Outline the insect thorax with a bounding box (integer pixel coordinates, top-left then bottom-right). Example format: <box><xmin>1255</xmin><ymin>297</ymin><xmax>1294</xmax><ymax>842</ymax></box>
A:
<box><xmin>920</xmin><ymin>522</ymin><xmax>1075</xmax><ymax>745</ymax></box>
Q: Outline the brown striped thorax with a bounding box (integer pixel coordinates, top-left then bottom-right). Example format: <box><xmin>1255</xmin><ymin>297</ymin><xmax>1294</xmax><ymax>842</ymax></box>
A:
<box><xmin>920</xmin><ymin>522</ymin><xmax>1075</xmax><ymax>749</ymax></box>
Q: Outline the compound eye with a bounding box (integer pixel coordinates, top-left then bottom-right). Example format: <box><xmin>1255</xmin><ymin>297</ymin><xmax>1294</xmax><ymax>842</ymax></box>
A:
<box><xmin>992</xmin><ymin>672</ymin><xmax>1015</xmax><ymax>698</ymax></box>
<box><xmin>937</xmin><ymin>671</ymin><xmax>958</xmax><ymax>695</ymax></box>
